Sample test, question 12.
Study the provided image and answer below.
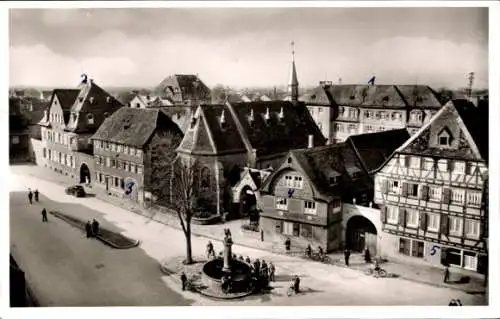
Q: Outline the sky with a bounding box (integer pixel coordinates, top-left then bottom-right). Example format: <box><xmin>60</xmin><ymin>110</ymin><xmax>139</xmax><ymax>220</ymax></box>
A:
<box><xmin>9</xmin><ymin>7</ymin><xmax>489</xmax><ymax>89</ymax></box>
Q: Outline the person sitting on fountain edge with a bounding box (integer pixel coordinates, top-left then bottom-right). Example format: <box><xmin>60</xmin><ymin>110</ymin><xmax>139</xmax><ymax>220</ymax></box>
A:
<box><xmin>305</xmin><ymin>244</ymin><xmax>312</xmax><ymax>258</ymax></box>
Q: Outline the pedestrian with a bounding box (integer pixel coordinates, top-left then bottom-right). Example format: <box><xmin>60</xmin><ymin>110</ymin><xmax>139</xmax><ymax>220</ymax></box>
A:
<box><xmin>245</xmin><ymin>256</ymin><xmax>251</xmax><ymax>264</ymax></box>
<box><xmin>41</xmin><ymin>208</ymin><xmax>48</xmax><ymax>222</ymax></box>
<box><xmin>239</xmin><ymin>255</ymin><xmax>244</xmax><ymax>261</ymax></box>
<box><xmin>180</xmin><ymin>272</ymin><xmax>187</xmax><ymax>291</ymax></box>
<box><xmin>253</xmin><ymin>259</ymin><xmax>261</xmax><ymax>278</ymax></box>
<box><xmin>227</xmin><ymin>228</ymin><xmax>232</xmax><ymax>238</ymax></box>
<box><xmin>268</xmin><ymin>262</ymin><xmax>275</xmax><ymax>282</ymax></box>
<box><xmin>260</xmin><ymin>229</ymin><xmax>264</xmax><ymax>242</ymax></box>
<box><xmin>218</xmin><ymin>251</ymin><xmax>223</xmax><ymax>258</ymax></box>
<box><xmin>443</xmin><ymin>265</ymin><xmax>450</xmax><ymax>283</ymax></box>
<box><xmin>28</xmin><ymin>189</ymin><xmax>33</xmax><ymax>205</ymax></box>
<box><xmin>85</xmin><ymin>221</ymin><xmax>92</xmax><ymax>238</ymax></box>
<box><xmin>34</xmin><ymin>189</ymin><xmax>39</xmax><ymax>202</ymax></box>
<box><xmin>364</xmin><ymin>247</ymin><xmax>372</xmax><ymax>263</ymax></box>
<box><xmin>91</xmin><ymin>219</ymin><xmax>100</xmax><ymax>237</ymax></box>
<box><xmin>285</xmin><ymin>237</ymin><xmax>291</xmax><ymax>252</ymax></box>
<box><xmin>305</xmin><ymin>244</ymin><xmax>312</xmax><ymax>258</ymax></box>
<box><xmin>293</xmin><ymin>275</ymin><xmax>300</xmax><ymax>294</ymax></box>
<box><xmin>344</xmin><ymin>248</ymin><xmax>351</xmax><ymax>266</ymax></box>
<box><xmin>206</xmin><ymin>241</ymin><xmax>214</xmax><ymax>259</ymax></box>
<box><xmin>261</xmin><ymin>260</ymin><xmax>268</xmax><ymax>278</ymax></box>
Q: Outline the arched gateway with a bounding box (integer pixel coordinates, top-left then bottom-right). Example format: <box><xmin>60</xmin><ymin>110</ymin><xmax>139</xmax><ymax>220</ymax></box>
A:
<box><xmin>346</xmin><ymin>215</ymin><xmax>377</xmax><ymax>254</ymax></box>
<box><xmin>79</xmin><ymin>163</ymin><xmax>91</xmax><ymax>184</ymax></box>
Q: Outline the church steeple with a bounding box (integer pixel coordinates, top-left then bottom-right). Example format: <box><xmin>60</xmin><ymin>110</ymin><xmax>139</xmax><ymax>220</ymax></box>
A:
<box><xmin>288</xmin><ymin>41</ymin><xmax>299</xmax><ymax>104</ymax></box>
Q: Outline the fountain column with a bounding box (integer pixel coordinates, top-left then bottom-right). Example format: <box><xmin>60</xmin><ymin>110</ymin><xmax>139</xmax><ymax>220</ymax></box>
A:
<box><xmin>222</xmin><ymin>235</ymin><xmax>233</xmax><ymax>273</ymax></box>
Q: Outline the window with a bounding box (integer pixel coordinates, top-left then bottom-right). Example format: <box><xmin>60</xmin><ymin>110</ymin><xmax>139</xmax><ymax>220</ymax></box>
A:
<box><xmin>124</xmin><ymin>145</ymin><xmax>129</xmax><ymax>154</ymax></box>
<box><xmin>429</xmin><ymin>187</ymin><xmax>442</xmax><ymax>201</ymax></box>
<box><xmin>438</xmin><ymin>129</ymin><xmax>452</xmax><ymax>146</ymax></box>
<box><xmin>276</xmin><ymin>197</ymin><xmax>288</xmax><ymax>210</ymax></box>
<box><xmin>304</xmin><ymin>201</ymin><xmax>316</xmax><ymax>215</ymax></box>
<box><xmin>406</xmin><ymin>209</ymin><xmax>418</xmax><ymax>228</ymax></box>
<box><xmin>451</xmin><ymin>189</ymin><xmax>465</xmax><ymax>204</ymax></box>
<box><xmin>449</xmin><ymin>216</ymin><xmax>463</xmax><ymax>236</ymax></box>
<box><xmin>111</xmin><ymin>159</ymin><xmax>116</xmax><ymax>167</ymax></box>
<box><xmin>334</xmin><ymin>123</ymin><xmax>343</xmax><ymax>132</ymax></box>
<box><xmin>390</xmin><ymin>180</ymin><xmax>400</xmax><ymax>194</ymax></box>
<box><xmin>427</xmin><ymin>213</ymin><xmax>440</xmax><ymax>232</ymax></box>
<box><xmin>453</xmin><ymin>161</ymin><xmax>465</xmax><ymax>174</ymax></box>
<box><xmin>387</xmin><ymin>206</ymin><xmax>399</xmax><ymax>224</ymax></box>
<box><xmin>365</xmin><ymin>125</ymin><xmax>373</xmax><ymax>132</ymax></box>
<box><xmin>111</xmin><ymin>143</ymin><xmax>116</xmax><ymax>152</ymax></box>
<box><xmin>463</xmin><ymin>251</ymin><xmax>478</xmax><ymax>270</ymax></box>
<box><xmin>423</xmin><ymin>158</ymin><xmax>434</xmax><ymax>170</ymax></box>
<box><xmin>446</xmin><ymin>248</ymin><xmax>462</xmax><ymax>267</ymax></box>
<box><xmin>318</xmin><ymin>107</ymin><xmax>323</xmax><ymax>114</ymax></box>
<box><xmin>467</xmin><ymin>191</ymin><xmax>482</xmax><ymax>206</ymax></box>
<box><xmin>87</xmin><ymin>113</ymin><xmax>94</xmax><ymax>125</ymax></box>
<box><xmin>399</xmin><ymin>238</ymin><xmax>423</xmax><ymax>258</ymax></box>
<box><xmin>333</xmin><ymin>200</ymin><xmax>341</xmax><ymax>208</ymax></box>
<box><xmin>380</xmin><ymin>111</ymin><xmax>387</xmax><ymax>120</ymax></box>
<box><xmin>120</xmin><ymin>179</ymin><xmax>125</xmax><ymax>189</ymax></box>
<box><xmin>106</xmin><ymin>157</ymin><xmax>111</xmax><ymax>167</ymax></box>
<box><xmin>411</xmin><ymin>111</ymin><xmax>422</xmax><ymax>122</ymax></box>
<box><xmin>409</xmin><ymin>156</ymin><xmax>420</xmax><ymax>169</ymax></box>
<box><xmin>349</xmin><ymin>109</ymin><xmax>356</xmax><ymax>118</ymax></box>
<box><xmin>114</xmin><ymin>177</ymin><xmax>119</xmax><ymax>187</ymax></box>
<box><xmin>465</xmin><ymin>219</ymin><xmax>480</xmax><ymax>239</ymax></box>
<box><xmin>117</xmin><ymin>144</ymin><xmax>123</xmax><ymax>153</ymax></box>
<box><xmin>391</xmin><ymin>112</ymin><xmax>401</xmax><ymax>120</ymax></box>
<box><xmin>137</xmin><ymin>166</ymin><xmax>143</xmax><ymax>175</ymax></box>
<box><xmin>131</xmin><ymin>164</ymin><xmax>137</xmax><ymax>174</ymax></box>
<box><xmin>329</xmin><ymin>176</ymin><xmax>337</xmax><ymax>185</ymax></box>
<box><xmin>300</xmin><ymin>224</ymin><xmax>313</xmax><ymax>238</ymax></box>
<box><xmin>283</xmin><ymin>222</ymin><xmax>299</xmax><ymax>237</ymax></box>
<box><xmin>348</xmin><ymin>124</ymin><xmax>356</xmax><ymax>133</ymax></box>
<box><xmin>408</xmin><ymin>183</ymin><xmax>419</xmax><ymax>197</ymax></box>
<box><xmin>98</xmin><ymin>173</ymin><xmax>103</xmax><ymax>183</ymax></box>
<box><xmin>365</xmin><ymin>111</ymin><xmax>372</xmax><ymax>119</ymax></box>
<box><xmin>293</xmin><ymin>176</ymin><xmax>303</xmax><ymax>188</ymax></box>
<box><xmin>437</xmin><ymin>159</ymin><xmax>448</xmax><ymax>172</ymax></box>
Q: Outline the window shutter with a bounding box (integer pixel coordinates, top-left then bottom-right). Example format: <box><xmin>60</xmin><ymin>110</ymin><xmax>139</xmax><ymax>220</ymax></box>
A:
<box><xmin>448</xmin><ymin>160</ymin><xmax>454</xmax><ymax>172</ymax></box>
<box><xmin>381</xmin><ymin>206</ymin><xmax>387</xmax><ymax>223</ymax></box>
<box><xmin>402</xmin><ymin>182</ymin><xmax>409</xmax><ymax>197</ymax></box>
<box><xmin>420</xmin><ymin>185</ymin><xmax>429</xmax><ymax>200</ymax></box>
<box><xmin>404</xmin><ymin>155</ymin><xmax>410</xmax><ymax>167</ymax></box>
<box><xmin>442</xmin><ymin>188</ymin><xmax>451</xmax><ymax>204</ymax></box>
<box><xmin>419</xmin><ymin>212</ymin><xmax>427</xmax><ymax>230</ymax></box>
<box><xmin>463</xmin><ymin>219</ymin><xmax>469</xmax><ymax>236</ymax></box>
<box><xmin>440</xmin><ymin>215</ymin><xmax>449</xmax><ymax>235</ymax></box>
<box><xmin>399</xmin><ymin>208</ymin><xmax>406</xmax><ymax>226</ymax></box>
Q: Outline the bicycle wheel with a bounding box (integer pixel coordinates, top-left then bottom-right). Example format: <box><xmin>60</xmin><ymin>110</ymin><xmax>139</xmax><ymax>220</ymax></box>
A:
<box><xmin>287</xmin><ymin>287</ymin><xmax>293</xmax><ymax>297</ymax></box>
<box><xmin>378</xmin><ymin>269</ymin><xmax>388</xmax><ymax>278</ymax></box>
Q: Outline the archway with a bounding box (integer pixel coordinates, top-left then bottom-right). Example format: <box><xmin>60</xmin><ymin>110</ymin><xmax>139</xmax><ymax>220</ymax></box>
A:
<box><xmin>240</xmin><ymin>186</ymin><xmax>257</xmax><ymax>219</ymax></box>
<box><xmin>79</xmin><ymin>163</ymin><xmax>91</xmax><ymax>184</ymax></box>
<box><xmin>346</xmin><ymin>215</ymin><xmax>377</xmax><ymax>254</ymax></box>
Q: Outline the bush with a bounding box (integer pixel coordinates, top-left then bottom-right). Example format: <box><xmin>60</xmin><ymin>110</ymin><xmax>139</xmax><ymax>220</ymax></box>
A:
<box><xmin>241</xmin><ymin>223</ymin><xmax>259</xmax><ymax>232</ymax></box>
<box><xmin>193</xmin><ymin>210</ymin><xmax>214</xmax><ymax>219</ymax></box>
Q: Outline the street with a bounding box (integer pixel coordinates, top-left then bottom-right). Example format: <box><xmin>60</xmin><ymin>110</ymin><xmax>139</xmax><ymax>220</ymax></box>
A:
<box><xmin>9</xmin><ymin>166</ymin><xmax>487</xmax><ymax>306</ymax></box>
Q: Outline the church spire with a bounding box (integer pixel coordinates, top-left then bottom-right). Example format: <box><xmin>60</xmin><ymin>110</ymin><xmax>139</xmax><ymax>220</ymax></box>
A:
<box><xmin>288</xmin><ymin>41</ymin><xmax>299</xmax><ymax>104</ymax></box>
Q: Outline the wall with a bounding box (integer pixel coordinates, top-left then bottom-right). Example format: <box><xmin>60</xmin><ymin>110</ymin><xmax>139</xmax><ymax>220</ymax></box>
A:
<box><xmin>29</xmin><ymin>138</ymin><xmax>47</xmax><ymax>166</ymax></box>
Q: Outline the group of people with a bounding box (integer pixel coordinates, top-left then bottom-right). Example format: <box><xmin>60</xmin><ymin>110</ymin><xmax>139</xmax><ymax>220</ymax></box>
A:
<box><xmin>27</xmin><ymin>189</ymin><xmax>40</xmax><ymax>205</ymax></box>
<box><xmin>249</xmin><ymin>258</ymin><xmax>275</xmax><ymax>286</ymax></box>
<box><xmin>85</xmin><ymin>219</ymin><xmax>100</xmax><ymax>238</ymax></box>
<box><xmin>28</xmin><ymin>189</ymin><xmax>48</xmax><ymax>223</ymax></box>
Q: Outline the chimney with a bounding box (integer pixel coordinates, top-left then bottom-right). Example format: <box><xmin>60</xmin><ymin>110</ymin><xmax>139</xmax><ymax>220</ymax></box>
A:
<box><xmin>308</xmin><ymin>134</ymin><xmax>314</xmax><ymax>148</ymax></box>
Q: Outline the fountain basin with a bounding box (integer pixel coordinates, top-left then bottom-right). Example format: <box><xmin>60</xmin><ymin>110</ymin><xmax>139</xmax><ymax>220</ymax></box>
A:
<box><xmin>202</xmin><ymin>258</ymin><xmax>253</xmax><ymax>293</ymax></box>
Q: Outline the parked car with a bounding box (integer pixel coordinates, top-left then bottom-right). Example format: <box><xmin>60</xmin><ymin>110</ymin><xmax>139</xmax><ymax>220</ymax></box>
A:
<box><xmin>65</xmin><ymin>185</ymin><xmax>86</xmax><ymax>197</ymax></box>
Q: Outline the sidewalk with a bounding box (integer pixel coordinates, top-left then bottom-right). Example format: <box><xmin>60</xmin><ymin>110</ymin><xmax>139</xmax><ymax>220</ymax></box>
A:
<box><xmin>12</xmin><ymin>164</ymin><xmax>487</xmax><ymax>294</ymax></box>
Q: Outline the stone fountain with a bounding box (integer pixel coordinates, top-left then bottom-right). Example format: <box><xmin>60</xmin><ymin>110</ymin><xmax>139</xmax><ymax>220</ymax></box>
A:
<box><xmin>201</xmin><ymin>230</ymin><xmax>253</xmax><ymax>295</ymax></box>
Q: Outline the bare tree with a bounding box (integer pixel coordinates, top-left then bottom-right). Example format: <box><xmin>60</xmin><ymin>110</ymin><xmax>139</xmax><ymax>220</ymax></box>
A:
<box><xmin>169</xmin><ymin>159</ymin><xmax>200</xmax><ymax>264</ymax></box>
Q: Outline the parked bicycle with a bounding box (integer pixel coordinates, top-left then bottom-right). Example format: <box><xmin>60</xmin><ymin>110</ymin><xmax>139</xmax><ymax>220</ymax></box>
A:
<box><xmin>364</xmin><ymin>267</ymin><xmax>388</xmax><ymax>278</ymax></box>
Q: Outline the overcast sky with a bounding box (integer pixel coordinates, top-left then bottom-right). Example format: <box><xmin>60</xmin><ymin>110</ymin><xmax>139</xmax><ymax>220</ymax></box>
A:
<box><xmin>9</xmin><ymin>7</ymin><xmax>488</xmax><ymax>89</ymax></box>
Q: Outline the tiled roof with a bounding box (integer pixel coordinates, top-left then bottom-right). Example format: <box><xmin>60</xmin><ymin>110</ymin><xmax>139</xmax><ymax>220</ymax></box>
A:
<box><xmin>301</xmin><ymin>85</ymin><xmax>332</xmax><ymax>106</ymax></box>
<box><xmin>346</xmin><ymin>129</ymin><xmax>410</xmax><ymax>173</ymax></box>
<box><xmin>201</xmin><ymin>104</ymin><xmax>247</xmax><ymax>153</ymax></box>
<box><xmin>155</xmin><ymin>74</ymin><xmax>211</xmax><ymax>101</ymax></box>
<box><xmin>115</xmin><ymin>91</ymin><xmax>137</xmax><ymax>105</ymax></box>
<box><xmin>394</xmin><ymin>85</ymin><xmax>442</xmax><ymax>109</ymax></box>
<box><xmin>327</xmin><ymin>85</ymin><xmax>370</xmax><ymax>106</ymax></box>
<box><xmin>52</xmin><ymin>89</ymin><xmax>80</xmax><ymax>110</ymax></box>
<box><xmin>91</xmin><ymin>107</ymin><xmax>182</xmax><ymax>147</ymax></box>
<box><xmin>230</xmin><ymin>101</ymin><xmax>326</xmax><ymax>156</ymax></box>
<box><xmin>452</xmin><ymin>99</ymin><xmax>488</xmax><ymax>162</ymax></box>
<box><xmin>361</xmin><ymin>85</ymin><xmax>407</xmax><ymax>109</ymax></box>
<box><xmin>288</xmin><ymin>143</ymin><xmax>371</xmax><ymax>201</ymax></box>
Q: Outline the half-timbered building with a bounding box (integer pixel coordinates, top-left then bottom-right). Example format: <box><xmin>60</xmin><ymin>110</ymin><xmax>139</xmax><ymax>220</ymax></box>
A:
<box><xmin>374</xmin><ymin>99</ymin><xmax>488</xmax><ymax>274</ymax></box>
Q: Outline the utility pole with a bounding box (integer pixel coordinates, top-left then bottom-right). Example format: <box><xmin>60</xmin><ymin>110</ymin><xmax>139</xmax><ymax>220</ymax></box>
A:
<box><xmin>467</xmin><ymin>72</ymin><xmax>475</xmax><ymax>100</ymax></box>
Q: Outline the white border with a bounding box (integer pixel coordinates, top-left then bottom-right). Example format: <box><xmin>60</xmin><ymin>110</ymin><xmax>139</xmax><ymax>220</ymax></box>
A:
<box><xmin>3</xmin><ymin>1</ymin><xmax>500</xmax><ymax>319</ymax></box>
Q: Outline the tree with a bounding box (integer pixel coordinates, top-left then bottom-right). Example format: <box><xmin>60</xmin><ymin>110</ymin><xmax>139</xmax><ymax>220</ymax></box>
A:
<box><xmin>169</xmin><ymin>159</ymin><xmax>199</xmax><ymax>264</ymax></box>
<box><xmin>211</xmin><ymin>84</ymin><xmax>228</xmax><ymax>104</ymax></box>
<box><xmin>436</xmin><ymin>87</ymin><xmax>454</xmax><ymax>105</ymax></box>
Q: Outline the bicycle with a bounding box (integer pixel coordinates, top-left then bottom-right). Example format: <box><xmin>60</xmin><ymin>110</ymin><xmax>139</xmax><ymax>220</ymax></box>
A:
<box><xmin>286</xmin><ymin>286</ymin><xmax>296</xmax><ymax>297</ymax></box>
<box><xmin>364</xmin><ymin>267</ymin><xmax>388</xmax><ymax>278</ymax></box>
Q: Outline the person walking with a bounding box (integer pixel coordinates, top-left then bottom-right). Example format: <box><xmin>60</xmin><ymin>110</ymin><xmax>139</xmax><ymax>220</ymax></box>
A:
<box><xmin>41</xmin><ymin>208</ymin><xmax>48</xmax><ymax>222</ymax></box>
<box><xmin>268</xmin><ymin>262</ymin><xmax>275</xmax><ymax>282</ymax></box>
<box><xmin>85</xmin><ymin>221</ymin><xmax>92</xmax><ymax>238</ymax></box>
<box><xmin>443</xmin><ymin>265</ymin><xmax>450</xmax><ymax>283</ymax></box>
<box><xmin>28</xmin><ymin>189</ymin><xmax>33</xmax><ymax>205</ymax></box>
<box><xmin>285</xmin><ymin>237</ymin><xmax>291</xmax><ymax>252</ymax></box>
<box><xmin>364</xmin><ymin>247</ymin><xmax>372</xmax><ymax>263</ymax></box>
<box><xmin>344</xmin><ymin>248</ymin><xmax>351</xmax><ymax>266</ymax></box>
<box><xmin>245</xmin><ymin>256</ymin><xmax>251</xmax><ymax>264</ymax></box>
<box><xmin>293</xmin><ymin>275</ymin><xmax>301</xmax><ymax>294</ymax></box>
<box><xmin>180</xmin><ymin>272</ymin><xmax>187</xmax><ymax>291</ymax></box>
<box><xmin>206</xmin><ymin>241</ymin><xmax>214</xmax><ymax>259</ymax></box>
<box><xmin>34</xmin><ymin>189</ymin><xmax>39</xmax><ymax>202</ymax></box>
<box><xmin>91</xmin><ymin>219</ymin><xmax>100</xmax><ymax>237</ymax></box>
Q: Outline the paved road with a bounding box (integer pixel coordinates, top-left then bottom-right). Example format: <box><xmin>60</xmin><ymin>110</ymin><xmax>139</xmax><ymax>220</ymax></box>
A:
<box><xmin>10</xmin><ymin>191</ymin><xmax>192</xmax><ymax>307</ymax></box>
<box><xmin>9</xmin><ymin>168</ymin><xmax>487</xmax><ymax>306</ymax></box>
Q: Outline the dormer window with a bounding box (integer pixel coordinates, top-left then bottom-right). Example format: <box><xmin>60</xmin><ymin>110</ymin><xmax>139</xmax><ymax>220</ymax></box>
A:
<box><xmin>350</xmin><ymin>95</ymin><xmax>355</xmax><ymax>100</ymax></box>
<box><xmin>43</xmin><ymin>110</ymin><xmax>48</xmax><ymax>120</ymax></box>
<box><xmin>87</xmin><ymin>113</ymin><xmax>94</xmax><ymax>125</ymax></box>
<box><xmin>416</xmin><ymin>96</ymin><xmax>423</xmax><ymax>103</ymax></box>
<box><xmin>190</xmin><ymin>116</ymin><xmax>197</xmax><ymax>129</ymax></box>
<box><xmin>71</xmin><ymin>112</ymin><xmax>77</xmax><ymax>122</ymax></box>
<box><xmin>106</xmin><ymin>96</ymin><xmax>112</xmax><ymax>103</ymax></box>
<box><xmin>89</xmin><ymin>97</ymin><xmax>95</xmax><ymax>104</ymax></box>
<box><xmin>411</xmin><ymin>110</ymin><xmax>423</xmax><ymax>122</ymax></box>
<box><xmin>264</xmin><ymin>107</ymin><xmax>270</xmax><ymax>122</ymax></box>
<box><xmin>104</xmin><ymin>112</ymin><xmax>109</xmax><ymax>118</ymax></box>
<box><xmin>287</xmin><ymin>157</ymin><xmax>292</xmax><ymax>164</ymax></box>
<box><xmin>220</xmin><ymin>109</ymin><xmax>227</xmax><ymax>129</ymax></box>
<box><xmin>382</xmin><ymin>96</ymin><xmax>389</xmax><ymax>103</ymax></box>
<box><xmin>79</xmin><ymin>97</ymin><xmax>84</xmax><ymax>103</ymax></box>
<box><xmin>338</xmin><ymin>106</ymin><xmax>344</xmax><ymax>115</ymax></box>
<box><xmin>438</xmin><ymin>127</ymin><xmax>452</xmax><ymax>146</ymax></box>
<box><xmin>329</xmin><ymin>176</ymin><xmax>338</xmax><ymax>185</ymax></box>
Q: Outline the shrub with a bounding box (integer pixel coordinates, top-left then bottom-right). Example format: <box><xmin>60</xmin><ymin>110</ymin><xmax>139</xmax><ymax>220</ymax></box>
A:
<box><xmin>193</xmin><ymin>210</ymin><xmax>214</xmax><ymax>219</ymax></box>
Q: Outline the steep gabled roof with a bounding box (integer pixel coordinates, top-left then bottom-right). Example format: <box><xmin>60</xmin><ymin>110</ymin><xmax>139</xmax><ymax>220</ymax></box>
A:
<box><xmin>51</xmin><ymin>89</ymin><xmax>80</xmax><ymax>110</ymax></box>
<box><xmin>327</xmin><ymin>85</ymin><xmax>370</xmax><ymax>106</ymax></box>
<box><xmin>394</xmin><ymin>99</ymin><xmax>487</xmax><ymax>163</ymax></box>
<box><xmin>347</xmin><ymin>129</ymin><xmax>411</xmax><ymax>173</ymax></box>
<box><xmin>230</xmin><ymin>101</ymin><xmax>326</xmax><ymax>156</ymax></box>
<box><xmin>361</xmin><ymin>85</ymin><xmax>407</xmax><ymax>109</ymax></box>
<box><xmin>261</xmin><ymin>142</ymin><xmax>371</xmax><ymax>202</ymax></box>
<box><xmin>91</xmin><ymin>107</ymin><xmax>182</xmax><ymax>148</ymax></box>
<box><xmin>301</xmin><ymin>85</ymin><xmax>332</xmax><ymax>106</ymax></box>
<box><xmin>155</xmin><ymin>74</ymin><xmax>211</xmax><ymax>101</ymax></box>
